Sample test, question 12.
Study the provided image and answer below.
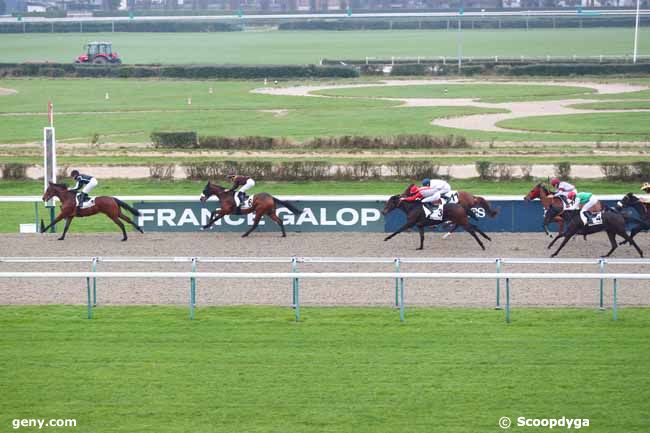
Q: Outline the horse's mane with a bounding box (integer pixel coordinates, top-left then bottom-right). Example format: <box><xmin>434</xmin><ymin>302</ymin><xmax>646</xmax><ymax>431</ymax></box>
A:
<box><xmin>50</xmin><ymin>182</ymin><xmax>68</xmax><ymax>188</ymax></box>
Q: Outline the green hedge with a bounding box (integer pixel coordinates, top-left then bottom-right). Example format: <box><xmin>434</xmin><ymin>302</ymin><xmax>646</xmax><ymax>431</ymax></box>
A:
<box><xmin>497</xmin><ymin>63</ymin><xmax>650</xmax><ymax>76</ymax></box>
<box><xmin>600</xmin><ymin>162</ymin><xmax>650</xmax><ymax>181</ymax></box>
<box><xmin>0</xmin><ymin>63</ymin><xmax>358</xmax><ymax>79</ymax></box>
<box><xmin>148</xmin><ymin>133</ymin><xmax>469</xmax><ymax>149</ymax></box>
<box><xmin>0</xmin><ymin>20</ymin><xmax>240</xmax><ymax>33</ymax></box>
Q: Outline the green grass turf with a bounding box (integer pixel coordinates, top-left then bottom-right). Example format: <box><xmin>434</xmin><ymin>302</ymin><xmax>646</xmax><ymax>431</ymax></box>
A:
<box><xmin>0</xmin><ymin>306</ymin><xmax>648</xmax><ymax>433</ymax></box>
<box><xmin>0</xmin><ymin>28</ymin><xmax>648</xmax><ymax>64</ymax></box>
<box><xmin>2</xmin><ymin>78</ymin><xmax>650</xmax><ymax>143</ymax></box>
<box><xmin>496</xmin><ymin>112</ymin><xmax>650</xmax><ymax>136</ymax></box>
<box><xmin>0</xmin><ymin>179</ymin><xmax>642</xmax><ymax>233</ymax></box>
<box><xmin>569</xmin><ymin>100</ymin><xmax>650</xmax><ymax>110</ymax></box>
<box><xmin>314</xmin><ymin>83</ymin><xmax>597</xmax><ymax>102</ymax></box>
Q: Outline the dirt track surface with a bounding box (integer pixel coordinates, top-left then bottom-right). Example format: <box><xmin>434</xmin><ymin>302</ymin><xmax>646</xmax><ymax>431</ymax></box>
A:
<box><xmin>1</xmin><ymin>232</ymin><xmax>649</xmax><ymax>308</ymax></box>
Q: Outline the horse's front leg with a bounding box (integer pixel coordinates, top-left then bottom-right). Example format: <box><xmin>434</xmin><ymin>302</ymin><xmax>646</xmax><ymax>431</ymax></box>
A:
<box><xmin>201</xmin><ymin>209</ymin><xmax>223</xmax><ymax>230</ymax></box>
<box><xmin>58</xmin><ymin>217</ymin><xmax>74</xmax><ymax>240</ymax></box>
<box><xmin>41</xmin><ymin>211</ymin><xmax>66</xmax><ymax>233</ymax></box>
<box><xmin>384</xmin><ymin>220</ymin><xmax>417</xmax><ymax>242</ymax></box>
<box><xmin>417</xmin><ymin>224</ymin><xmax>425</xmax><ymax>250</ymax></box>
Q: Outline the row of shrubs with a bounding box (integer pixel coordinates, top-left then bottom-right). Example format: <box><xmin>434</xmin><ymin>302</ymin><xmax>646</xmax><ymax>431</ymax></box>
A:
<box><xmin>150</xmin><ymin>133</ymin><xmax>469</xmax><ymax>149</ymax></box>
<box><xmin>279</xmin><ymin>16</ymin><xmax>648</xmax><ymax>31</ymax></box>
<box><xmin>0</xmin><ymin>21</ymin><xmax>240</xmax><ymax>33</ymax></box>
<box><xmin>0</xmin><ymin>63</ymin><xmax>358</xmax><ymax>79</ymax></box>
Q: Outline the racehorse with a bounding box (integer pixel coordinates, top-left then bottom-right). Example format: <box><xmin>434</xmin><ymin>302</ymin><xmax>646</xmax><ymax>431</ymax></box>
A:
<box><xmin>616</xmin><ymin>193</ymin><xmax>650</xmax><ymax>243</ymax></box>
<box><xmin>382</xmin><ymin>194</ymin><xmax>491</xmax><ymax>250</ymax></box>
<box><xmin>199</xmin><ymin>182</ymin><xmax>302</xmax><ymax>237</ymax></box>
<box><xmin>41</xmin><ymin>182</ymin><xmax>143</xmax><ymax>241</ymax></box>
<box><xmin>524</xmin><ymin>182</ymin><xmax>602</xmax><ymax>238</ymax></box>
<box><xmin>543</xmin><ymin>203</ymin><xmax>643</xmax><ymax>258</ymax></box>
<box><xmin>401</xmin><ymin>184</ymin><xmax>499</xmax><ymax>220</ymax></box>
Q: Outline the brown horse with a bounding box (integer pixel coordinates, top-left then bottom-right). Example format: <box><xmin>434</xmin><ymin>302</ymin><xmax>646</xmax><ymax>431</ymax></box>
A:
<box><xmin>383</xmin><ymin>194</ymin><xmax>491</xmax><ymax>250</ymax></box>
<box><xmin>199</xmin><ymin>182</ymin><xmax>302</xmax><ymax>237</ymax></box>
<box><xmin>41</xmin><ymin>182</ymin><xmax>143</xmax><ymax>241</ymax></box>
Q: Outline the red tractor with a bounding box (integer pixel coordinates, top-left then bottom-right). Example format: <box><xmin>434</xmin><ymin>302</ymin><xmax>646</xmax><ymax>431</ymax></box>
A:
<box><xmin>75</xmin><ymin>42</ymin><xmax>122</xmax><ymax>65</ymax></box>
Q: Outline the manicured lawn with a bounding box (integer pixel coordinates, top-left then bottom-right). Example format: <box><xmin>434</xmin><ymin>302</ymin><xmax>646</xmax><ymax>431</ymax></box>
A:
<box><xmin>0</xmin><ymin>306</ymin><xmax>648</xmax><ymax>433</ymax></box>
<box><xmin>0</xmin><ymin>28</ymin><xmax>648</xmax><ymax>64</ymax></box>
<box><xmin>497</xmin><ymin>112</ymin><xmax>650</xmax><ymax>136</ymax></box>
<box><xmin>315</xmin><ymin>83</ymin><xmax>596</xmax><ymax>102</ymax></box>
<box><xmin>569</xmin><ymin>101</ymin><xmax>650</xmax><ymax>110</ymax></box>
<box><xmin>0</xmin><ymin>179</ymin><xmax>642</xmax><ymax>233</ymax></box>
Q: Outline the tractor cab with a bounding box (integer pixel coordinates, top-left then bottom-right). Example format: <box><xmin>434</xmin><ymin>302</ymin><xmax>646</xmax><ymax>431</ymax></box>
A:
<box><xmin>75</xmin><ymin>41</ymin><xmax>122</xmax><ymax>65</ymax></box>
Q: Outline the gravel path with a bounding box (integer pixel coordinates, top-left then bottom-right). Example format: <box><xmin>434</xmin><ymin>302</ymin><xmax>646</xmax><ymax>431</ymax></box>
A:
<box><xmin>0</xmin><ymin>87</ymin><xmax>17</xmax><ymax>96</ymax></box>
<box><xmin>252</xmin><ymin>79</ymin><xmax>650</xmax><ymax>133</ymax></box>
<box><xmin>1</xmin><ymin>233</ymin><xmax>648</xmax><ymax>308</ymax></box>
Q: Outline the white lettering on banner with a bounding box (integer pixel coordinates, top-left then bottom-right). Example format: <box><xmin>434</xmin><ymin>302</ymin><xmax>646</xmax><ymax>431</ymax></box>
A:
<box><xmin>248</xmin><ymin>213</ymin><xmax>264</xmax><ymax>225</ymax></box>
<box><xmin>201</xmin><ymin>208</ymin><xmax>213</xmax><ymax>226</ymax></box>
<box><xmin>138</xmin><ymin>209</ymin><xmax>155</xmax><ymax>226</ymax></box>
<box><xmin>320</xmin><ymin>208</ymin><xmax>337</xmax><ymax>226</ymax></box>
<box><xmin>472</xmin><ymin>208</ymin><xmax>486</xmax><ymax>218</ymax></box>
<box><xmin>158</xmin><ymin>209</ymin><xmax>176</xmax><ymax>226</ymax></box>
<box><xmin>361</xmin><ymin>208</ymin><xmax>381</xmax><ymax>225</ymax></box>
<box><xmin>277</xmin><ymin>208</ymin><xmax>294</xmax><ymax>225</ymax></box>
<box><xmin>337</xmin><ymin>208</ymin><xmax>359</xmax><ymax>226</ymax></box>
<box><xmin>178</xmin><ymin>208</ymin><xmax>199</xmax><ymax>226</ymax></box>
<box><xmin>296</xmin><ymin>208</ymin><xmax>318</xmax><ymax>225</ymax></box>
<box><xmin>224</xmin><ymin>215</ymin><xmax>245</xmax><ymax>225</ymax></box>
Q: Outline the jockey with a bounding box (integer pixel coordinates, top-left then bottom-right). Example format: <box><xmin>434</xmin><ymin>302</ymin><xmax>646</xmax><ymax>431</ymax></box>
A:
<box><xmin>641</xmin><ymin>182</ymin><xmax>650</xmax><ymax>194</ymax></box>
<box><xmin>567</xmin><ymin>190</ymin><xmax>598</xmax><ymax>225</ymax></box>
<box><xmin>422</xmin><ymin>178</ymin><xmax>452</xmax><ymax>198</ymax></box>
<box><xmin>402</xmin><ymin>184</ymin><xmax>443</xmax><ymax>212</ymax></box>
<box><xmin>550</xmin><ymin>178</ymin><xmax>576</xmax><ymax>197</ymax></box>
<box><xmin>68</xmin><ymin>170</ymin><xmax>97</xmax><ymax>209</ymax></box>
<box><xmin>227</xmin><ymin>174</ymin><xmax>255</xmax><ymax>209</ymax></box>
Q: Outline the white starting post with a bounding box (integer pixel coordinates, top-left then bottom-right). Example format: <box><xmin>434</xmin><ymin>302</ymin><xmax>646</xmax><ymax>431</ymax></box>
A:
<box><xmin>43</xmin><ymin>101</ymin><xmax>56</xmax><ymax>233</ymax></box>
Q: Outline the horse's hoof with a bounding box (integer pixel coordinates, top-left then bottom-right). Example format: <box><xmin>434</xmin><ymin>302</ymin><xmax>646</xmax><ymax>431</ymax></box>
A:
<box><xmin>416</xmin><ymin>247</ymin><xmax>423</xmax><ymax>250</ymax></box>
<box><xmin>282</xmin><ymin>234</ymin><xmax>286</xmax><ymax>238</ymax></box>
<box><xmin>241</xmin><ymin>234</ymin><xmax>249</xmax><ymax>238</ymax></box>
<box><xmin>122</xmin><ymin>238</ymin><xmax>127</xmax><ymax>242</ymax></box>
<box><xmin>57</xmin><ymin>237</ymin><xmax>64</xmax><ymax>241</ymax></box>
<box><xmin>384</xmin><ymin>238</ymin><xmax>390</xmax><ymax>242</ymax></box>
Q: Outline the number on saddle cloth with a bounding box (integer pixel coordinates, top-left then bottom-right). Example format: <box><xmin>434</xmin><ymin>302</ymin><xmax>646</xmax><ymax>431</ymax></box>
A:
<box><xmin>442</xmin><ymin>191</ymin><xmax>459</xmax><ymax>204</ymax></box>
<box><xmin>423</xmin><ymin>204</ymin><xmax>444</xmax><ymax>221</ymax></box>
<box><xmin>581</xmin><ymin>211</ymin><xmax>603</xmax><ymax>227</ymax></box>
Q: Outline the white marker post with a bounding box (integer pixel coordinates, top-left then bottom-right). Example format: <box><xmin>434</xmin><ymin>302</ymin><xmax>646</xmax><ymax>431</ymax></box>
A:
<box><xmin>43</xmin><ymin>101</ymin><xmax>57</xmax><ymax>232</ymax></box>
<box><xmin>633</xmin><ymin>0</ymin><xmax>641</xmax><ymax>64</ymax></box>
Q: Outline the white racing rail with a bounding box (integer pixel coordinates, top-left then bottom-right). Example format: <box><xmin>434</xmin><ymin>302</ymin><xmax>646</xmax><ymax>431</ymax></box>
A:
<box><xmin>2</xmin><ymin>256</ymin><xmax>649</xmax><ymax>323</ymax></box>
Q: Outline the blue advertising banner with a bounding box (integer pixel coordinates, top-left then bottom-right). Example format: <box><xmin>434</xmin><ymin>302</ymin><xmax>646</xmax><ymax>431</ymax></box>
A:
<box><xmin>133</xmin><ymin>199</ymin><xmax>621</xmax><ymax>233</ymax></box>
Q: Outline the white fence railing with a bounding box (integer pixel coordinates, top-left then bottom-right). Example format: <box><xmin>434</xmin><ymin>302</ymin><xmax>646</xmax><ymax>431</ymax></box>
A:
<box><xmin>2</xmin><ymin>256</ymin><xmax>649</xmax><ymax>322</ymax></box>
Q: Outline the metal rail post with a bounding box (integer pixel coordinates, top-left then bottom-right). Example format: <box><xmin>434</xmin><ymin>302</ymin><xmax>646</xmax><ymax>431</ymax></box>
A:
<box><xmin>291</xmin><ymin>257</ymin><xmax>298</xmax><ymax>308</ymax></box>
<box><xmin>613</xmin><ymin>279</ymin><xmax>618</xmax><ymax>321</ymax></box>
<box><xmin>505</xmin><ymin>278</ymin><xmax>511</xmax><ymax>324</ymax></box>
<box><xmin>394</xmin><ymin>258</ymin><xmax>401</xmax><ymax>307</ymax></box>
<box><xmin>495</xmin><ymin>258</ymin><xmax>502</xmax><ymax>310</ymax></box>
<box><xmin>399</xmin><ymin>277</ymin><xmax>405</xmax><ymax>322</ymax></box>
<box><xmin>92</xmin><ymin>257</ymin><xmax>97</xmax><ymax>306</ymax></box>
<box><xmin>191</xmin><ymin>257</ymin><xmax>197</xmax><ymax>308</ymax></box>
<box><xmin>86</xmin><ymin>277</ymin><xmax>92</xmax><ymax>319</ymax></box>
<box><xmin>294</xmin><ymin>276</ymin><xmax>300</xmax><ymax>322</ymax></box>
<box><xmin>599</xmin><ymin>258</ymin><xmax>605</xmax><ymax>310</ymax></box>
<box><xmin>34</xmin><ymin>202</ymin><xmax>39</xmax><ymax>228</ymax></box>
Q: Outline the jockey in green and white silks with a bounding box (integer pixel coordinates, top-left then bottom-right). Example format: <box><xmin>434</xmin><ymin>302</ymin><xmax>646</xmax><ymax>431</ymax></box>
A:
<box><xmin>567</xmin><ymin>191</ymin><xmax>598</xmax><ymax>225</ymax></box>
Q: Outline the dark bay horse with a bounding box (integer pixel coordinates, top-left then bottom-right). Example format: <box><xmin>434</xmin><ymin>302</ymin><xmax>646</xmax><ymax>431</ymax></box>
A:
<box><xmin>544</xmin><ymin>203</ymin><xmax>643</xmax><ymax>258</ymax></box>
<box><xmin>41</xmin><ymin>182</ymin><xmax>143</xmax><ymax>241</ymax></box>
<box><xmin>383</xmin><ymin>195</ymin><xmax>491</xmax><ymax>250</ymax></box>
<box><xmin>401</xmin><ymin>184</ymin><xmax>498</xmax><ymax>220</ymax></box>
<box><xmin>199</xmin><ymin>182</ymin><xmax>302</xmax><ymax>237</ymax></box>
<box><xmin>616</xmin><ymin>193</ymin><xmax>650</xmax><ymax>243</ymax></box>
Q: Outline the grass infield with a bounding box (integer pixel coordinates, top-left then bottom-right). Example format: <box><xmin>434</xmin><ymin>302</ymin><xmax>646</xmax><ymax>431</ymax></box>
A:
<box><xmin>0</xmin><ymin>306</ymin><xmax>648</xmax><ymax>433</ymax></box>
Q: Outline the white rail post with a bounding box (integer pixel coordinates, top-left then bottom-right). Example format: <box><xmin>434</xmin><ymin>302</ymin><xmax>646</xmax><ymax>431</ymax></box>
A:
<box><xmin>612</xmin><ymin>279</ymin><xmax>618</xmax><ymax>321</ymax></box>
<box><xmin>495</xmin><ymin>258</ymin><xmax>502</xmax><ymax>310</ymax></box>
<box><xmin>86</xmin><ymin>276</ymin><xmax>93</xmax><ymax>320</ymax></box>
<box><xmin>291</xmin><ymin>257</ymin><xmax>298</xmax><ymax>308</ymax></box>
<box><xmin>189</xmin><ymin>258</ymin><xmax>197</xmax><ymax>320</ymax></box>
<box><xmin>394</xmin><ymin>258</ymin><xmax>401</xmax><ymax>306</ymax></box>
<box><xmin>599</xmin><ymin>258</ymin><xmax>606</xmax><ymax>310</ymax></box>
<box><xmin>505</xmin><ymin>278</ymin><xmax>511</xmax><ymax>324</ymax></box>
<box><xmin>92</xmin><ymin>257</ymin><xmax>98</xmax><ymax>307</ymax></box>
<box><xmin>399</xmin><ymin>277</ymin><xmax>405</xmax><ymax>322</ymax></box>
<box><xmin>294</xmin><ymin>274</ymin><xmax>301</xmax><ymax>322</ymax></box>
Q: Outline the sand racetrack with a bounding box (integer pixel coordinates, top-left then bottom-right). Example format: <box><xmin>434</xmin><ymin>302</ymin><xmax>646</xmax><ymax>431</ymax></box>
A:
<box><xmin>1</xmin><ymin>232</ymin><xmax>649</xmax><ymax>308</ymax></box>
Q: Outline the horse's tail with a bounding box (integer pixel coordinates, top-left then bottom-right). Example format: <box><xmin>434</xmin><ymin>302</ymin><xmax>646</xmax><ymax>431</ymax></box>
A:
<box><xmin>115</xmin><ymin>198</ymin><xmax>141</xmax><ymax>216</ymax></box>
<box><xmin>476</xmin><ymin>196</ymin><xmax>499</xmax><ymax>218</ymax></box>
<box><xmin>273</xmin><ymin>197</ymin><xmax>302</xmax><ymax>215</ymax></box>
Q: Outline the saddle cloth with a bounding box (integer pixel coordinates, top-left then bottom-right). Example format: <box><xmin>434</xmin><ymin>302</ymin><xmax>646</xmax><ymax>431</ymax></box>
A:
<box><xmin>558</xmin><ymin>195</ymin><xmax>579</xmax><ymax>211</ymax></box>
<box><xmin>423</xmin><ymin>204</ymin><xmax>444</xmax><ymax>221</ymax></box>
<box><xmin>75</xmin><ymin>196</ymin><xmax>96</xmax><ymax>209</ymax></box>
<box><xmin>581</xmin><ymin>211</ymin><xmax>603</xmax><ymax>227</ymax></box>
<box><xmin>235</xmin><ymin>194</ymin><xmax>254</xmax><ymax>209</ymax></box>
<box><xmin>442</xmin><ymin>191</ymin><xmax>459</xmax><ymax>205</ymax></box>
